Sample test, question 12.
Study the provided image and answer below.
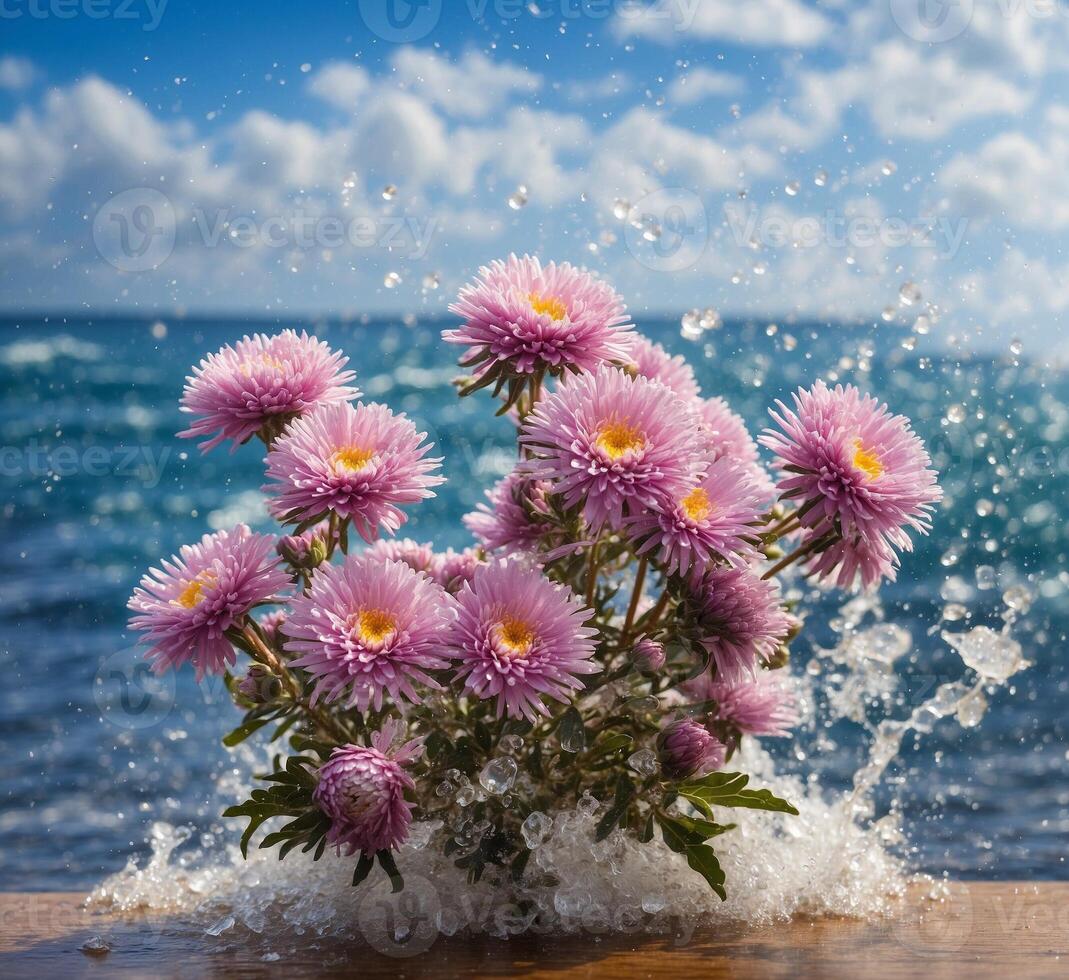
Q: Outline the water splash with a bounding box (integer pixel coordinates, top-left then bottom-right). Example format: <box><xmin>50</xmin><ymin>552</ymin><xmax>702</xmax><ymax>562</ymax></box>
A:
<box><xmin>90</xmin><ymin>589</ymin><xmax>1030</xmax><ymax>945</ymax></box>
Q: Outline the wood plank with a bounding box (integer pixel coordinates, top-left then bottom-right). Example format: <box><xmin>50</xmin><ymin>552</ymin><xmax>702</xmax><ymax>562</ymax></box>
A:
<box><xmin>1</xmin><ymin>884</ymin><xmax>1067</xmax><ymax>978</ymax></box>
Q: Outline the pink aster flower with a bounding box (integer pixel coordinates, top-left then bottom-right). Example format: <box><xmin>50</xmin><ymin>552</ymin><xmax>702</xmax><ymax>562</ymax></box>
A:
<box><xmin>277</xmin><ymin>522</ymin><xmax>335</xmax><ymax>570</ymax></box>
<box><xmin>449</xmin><ymin>558</ymin><xmax>599</xmax><ymax>721</ymax></box>
<box><xmin>179</xmin><ymin>330</ymin><xmax>359</xmax><ymax>453</ymax></box>
<box><xmin>657</xmin><ymin>718</ymin><xmax>726</xmax><ymax>780</ymax></box>
<box><xmin>314</xmin><ymin>721</ymin><xmax>424</xmax><ymax>855</ymax></box>
<box><xmin>689</xmin><ymin>567</ymin><xmax>794</xmax><ymax>682</ymax></box>
<box><xmin>684</xmin><ymin>671</ymin><xmax>798</xmax><ymax>737</ymax></box>
<box><xmin>285</xmin><ymin>555</ymin><xmax>456</xmax><ymax>711</ymax></box>
<box><xmin>435</xmin><ymin>547</ymin><xmax>483</xmax><ymax>594</ymax></box>
<box><xmin>445</xmin><ymin>254</ymin><xmax>634</xmax><ymax>381</ymax></box>
<box><xmin>263</xmin><ymin>402</ymin><xmax>444</xmax><ymax>543</ymax></box>
<box><xmin>626</xmin><ymin>458</ymin><xmax>763</xmax><ymax>576</ymax></box>
<box><xmin>521</xmin><ymin>365</ymin><xmax>704</xmax><ymax>531</ymax></box>
<box><xmin>463</xmin><ymin>470</ymin><xmax>554</xmax><ymax>555</ymax></box>
<box><xmin>698</xmin><ymin>397</ymin><xmax>774</xmax><ymax>497</ymax></box>
<box><xmin>127</xmin><ymin>525</ymin><xmax>291</xmax><ymax>680</ymax></box>
<box><xmin>627</xmin><ymin>335</ymin><xmax>701</xmax><ymax>401</ymax></box>
<box><xmin>361</xmin><ymin>537</ymin><xmax>439</xmax><ymax>576</ymax></box>
<box><xmin>760</xmin><ymin>381</ymin><xmax>942</xmax><ymax>589</ymax></box>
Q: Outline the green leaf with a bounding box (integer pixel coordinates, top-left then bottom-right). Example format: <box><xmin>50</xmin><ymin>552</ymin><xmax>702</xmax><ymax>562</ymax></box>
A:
<box><xmin>678</xmin><ymin>772</ymin><xmax>798</xmax><ymax>816</ymax></box>
<box><xmin>222</xmin><ymin>715</ymin><xmax>272</xmax><ymax>747</ymax></box>
<box><xmin>352</xmin><ymin>852</ymin><xmax>375</xmax><ymax>887</ymax></box>
<box><xmin>684</xmin><ymin>844</ymin><xmax>727</xmax><ymax>901</ymax></box>
<box><xmin>595</xmin><ymin>774</ymin><xmax>635</xmax><ymax>841</ymax></box>
<box><xmin>377</xmin><ymin>850</ymin><xmax>404</xmax><ymax>893</ymax></box>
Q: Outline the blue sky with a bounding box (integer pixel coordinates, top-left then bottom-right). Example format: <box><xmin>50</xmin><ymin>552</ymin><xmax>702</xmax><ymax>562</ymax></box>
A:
<box><xmin>0</xmin><ymin>0</ymin><xmax>1066</xmax><ymax>345</ymax></box>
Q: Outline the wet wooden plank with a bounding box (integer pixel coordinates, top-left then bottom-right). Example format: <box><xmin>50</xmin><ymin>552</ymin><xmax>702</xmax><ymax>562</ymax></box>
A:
<box><xmin>1</xmin><ymin>883</ymin><xmax>1067</xmax><ymax>978</ymax></box>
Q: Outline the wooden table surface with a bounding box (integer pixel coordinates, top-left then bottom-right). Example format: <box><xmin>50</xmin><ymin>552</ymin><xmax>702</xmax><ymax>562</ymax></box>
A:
<box><xmin>1</xmin><ymin>883</ymin><xmax>1067</xmax><ymax>978</ymax></box>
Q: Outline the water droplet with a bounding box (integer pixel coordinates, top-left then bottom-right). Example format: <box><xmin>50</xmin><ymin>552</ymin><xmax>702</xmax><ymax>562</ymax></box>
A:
<box><xmin>383</xmin><ymin>271</ymin><xmax>401</xmax><ymax>289</ymax></box>
<box><xmin>479</xmin><ymin>756</ymin><xmax>518</xmax><ymax>795</ymax></box>
<box><xmin>627</xmin><ymin>748</ymin><xmax>659</xmax><ymax>776</ymax></box>
<box><xmin>880</xmin><ymin>160</ymin><xmax>897</xmax><ymax>177</ymax></box>
<box><xmin>943</xmin><ymin>626</ymin><xmax>1023</xmax><ymax>681</ymax></box>
<box><xmin>521</xmin><ymin>811</ymin><xmax>553</xmax><ymax>848</ymax></box>
<box><xmin>421</xmin><ymin>272</ymin><xmax>440</xmax><ymax>291</ymax></box>
<box><xmin>956</xmin><ymin>690</ymin><xmax>987</xmax><ymax>728</ymax></box>
<box><xmin>612</xmin><ymin>198</ymin><xmax>631</xmax><ymax>221</ymax></box>
<box><xmin>975</xmin><ymin>565</ymin><xmax>997</xmax><ymax>591</ymax></box>
<box><xmin>1002</xmin><ymin>585</ymin><xmax>1032</xmax><ymax>613</ymax></box>
<box><xmin>680</xmin><ymin>309</ymin><xmax>702</xmax><ymax>341</ymax></box>
<box><xmin>946</xmin><ymin>404</ymin><xmax>967</xmax><ymax>424</ymax></box>
<box><xmin>898</xmin><ymin>281</ymin><xmax>922</xmax><ymax>306</ymax></box>
<box><xmin>80</xmin><ymin>937</ymin><xmax>112</xmax><ymax>957</ymax></box>
<box><xmin>814</xmin><ymin>168</ymin><xmax>828</xmax><ymax>187</ymax></box>
<box><xmin>1009</xmin><ymin>337</ymin><xmax>1023</xmax><ymax>356</ymax></box>
<box><xmin>381</xmin><ymin>184</ymin><xmax>397</xmax><ymax>201</ymax></box>
<box><xmin>508</xmin><ymin>185</ymin><xmax>529</xmax><ymax>210</ymax></box>
<box><xmin>784</xmin><ymin>180</ymin><xmax>800</xmax><ymax>197</ymax></box>
<box><xmin>881</xmin><ymin>306</ymin><xmax>896</xmax><ymax>323</ymax></box>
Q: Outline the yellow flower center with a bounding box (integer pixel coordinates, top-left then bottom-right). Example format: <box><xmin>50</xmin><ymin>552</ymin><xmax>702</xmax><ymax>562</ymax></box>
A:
<box><xmin>528</xmin><ymin>292</ymin><xmax>567</xmax><ymax>321</ymax></box>
<box><xmin>494</xmin><ymin>617</ymin><xmax>535</xmax><ymax>657</ymax></box>
<box><xmin>356</xmin><ymin>609</ymin><xmax>396</xmax><ymax>645</ymax></box>
<box><xmin>332</xmin><ymin>446</ymin><xmax>375</xmax><ymax>474</ymax></box>
<box><xmin>853</xmin><ymin>440</ymin><xmax>884</xmax><ymax>480</ymax></box>
<box><xmin>239</xmin><ymin>354</ymin><xmax>284</xmax><ymax>376</ymax></box>
<box><xmin>596</xmin><ymin>420</ymin><xmax>646</xmax><ymax>460</ymax></box>
<box><xmin>680</xmin><ymin>487</ymin><xmax>713</xmax><ymax>522</ymax></box>
<box><xmin>173</xmin><ymin>571</ymin><xmax>217</xmax><ymax>609</ymax></box>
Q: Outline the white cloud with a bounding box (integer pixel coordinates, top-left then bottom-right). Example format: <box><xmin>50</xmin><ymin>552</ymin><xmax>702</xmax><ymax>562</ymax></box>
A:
<box><xmin>615</xmin><ymin>0</ymin><xmax>832</xmax><ymax>47</ymax></box>
<box><xmin>0</xmin><ymin>56</ymin><xmax>36</xmax><ymax>91</ymax></box>
<box><xmin>668</xmin><ymin>68</ymin><xmax>743</xmax><ymax>106</ymax></box>
<box><xmin>739</xmin><ymin>41</ymin><xmax>1032</xmax><ymax>150</ymax></box>
<box><xmin>389</xmin><ymin>48</ymin><xmax>540</xmax><ymax>119</ymax></box>
<box><xmin>307</xmin><ymin>61</ymin><xmax>371</xmax><ymax>111</ymax></box>
<box><xmin>940</xmin><ymin>111</ymin><xmax>1069</xmax><ymax>232</ymax></box>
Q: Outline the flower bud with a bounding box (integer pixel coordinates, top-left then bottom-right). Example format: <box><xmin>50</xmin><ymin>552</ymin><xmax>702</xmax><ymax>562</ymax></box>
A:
<box><xmin>657</xmin><ymin>718</ymin><xmax>725</xmax><ymax>780</ymax></box>
<box><xmin>633</xmin><ymin>636</ymin><xmax>666</xmax><ymax>672</ymax></box>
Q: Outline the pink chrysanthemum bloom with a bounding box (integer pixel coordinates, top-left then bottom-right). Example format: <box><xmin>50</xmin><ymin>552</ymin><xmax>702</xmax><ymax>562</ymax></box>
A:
<box><xmin>626</xmin><ymin>335</ymin><xmax>701</xmax><ymax>401</ymax></box>
<box><xmin>657</xmin><ymin>718</ymin><xmax>726</xmax><ymax>780</ymax></box>
<box><xmin>444</xmin><ymin>254</ymin><xmax>634</xmax><ymax>381</ymax></box>
<box><xmin>258</xmin><ymin>609</ymin><xmax>289</xmax><ymax>645</ymax></box>
<box><xmin>127</xmin><ymin>525</ymin><xmax>291</xmax><ymax>680</ymax></box>
<box><xmin>684</xmin><ymin>671</ymin><xmax>799</xmax><ymax>737</ymax></box>
<box><xmin>285</xmin><ymin>556</ymin><xmax>456</xmax><ymax>711</ymax></box>
<box><xmin>521</xmin><ymin>365</ymin><xmax>703</xmax><ymax>531</ymax></box>
<box><xmin>463</xmin><ymin>470</ymin><xmax>554</xmax><ymax>555</ymax></box>
<box><xmin>633</xmin><ymin>636</ymin><xmax>666</xmax><ymax>672</ymax></box>
<box><xmin>436</xmin><ymin>547</ymin><xmax>483</xmax><ymax>594</ymax></box>
<box><xmin>263</xmin><ymin>402</ymin><xmax>444</xmax><ymax>543</ymax></box>
<box><xmin>689</xmin><ymin>567</ymin><xmax>794</xmax><ymax>682</ymax></box>
<box><xmin>698</xmin><ymin>397</ymin><xmax>775</xmax><ymax>497</ymax></box>
<box><xmin>449</xmin><ymin>558</ymin><xmax>599</xmax><ymax>721</ymax></box>
<box><xmin>760</xmin><ymin>381</ymin><xmax>942</xmax><ymax>589</ymax></box>
<box><xmin>361</xmin><ymin>537</ymin><xmax>439</xmax><ymax>576</ymax></box>
<box><xmin>179</xmin><ymin>330</ymin><xmax>359</xmax><ymax>452</ymax></box>
<box><xmin>626</xmin><ymin>458</ymin><xmax>763</xmax><ymax>576</ymax></box>
<box><xmin>314</xmin><ymin>721</ymin><xmax>424</xmax><ymax>855</ymax></box>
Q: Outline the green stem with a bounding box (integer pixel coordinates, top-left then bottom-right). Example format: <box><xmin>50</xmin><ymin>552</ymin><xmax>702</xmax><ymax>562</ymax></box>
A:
<box><xmin>620</xmin><ymin>557</ymin><xmax>648</xmax><ymax>646</ymax></box>
<box><xmin>241</xmin><ymin>623</ymin><xmax>349</xmax><ymax>743</ymax></box>
<box><xmin>761</xmin><ymin>528</ymin><xmax>839</xmax><ymax>580</ymax></box>
<box><xmin>585</xmin><ymin>540</ymin><xmax>600</xmax><ymax>607</ymax></box>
